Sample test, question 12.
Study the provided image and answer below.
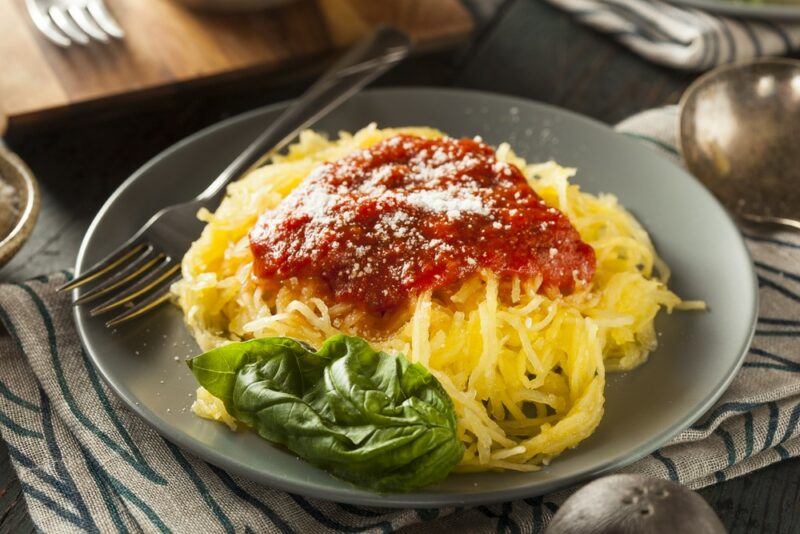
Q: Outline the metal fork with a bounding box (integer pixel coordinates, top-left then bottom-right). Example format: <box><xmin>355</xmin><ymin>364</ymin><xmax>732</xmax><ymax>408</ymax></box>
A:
<box><xmin>61</xmin><ymin>27</ymin><xmax>412</xmax><ymax>328</ymax></box>
<box><xmin>26</xmin><ymin>0</ymin><xmax>124</xmax><ymax>48</ymax></box>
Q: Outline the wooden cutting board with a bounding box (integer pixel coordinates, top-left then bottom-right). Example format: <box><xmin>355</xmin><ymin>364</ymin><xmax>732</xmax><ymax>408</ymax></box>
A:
<box><xmin>0</xmin><ymin>0</ymin><xmax>473</xmax><ymax>131</ymax></box>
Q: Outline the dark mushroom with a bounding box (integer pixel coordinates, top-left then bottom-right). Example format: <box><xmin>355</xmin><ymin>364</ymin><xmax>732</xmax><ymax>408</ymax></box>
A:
<box><xmin>545</xmin><ymin>474</ymin><xmax>726</xmax><ymax>534</ymax></box>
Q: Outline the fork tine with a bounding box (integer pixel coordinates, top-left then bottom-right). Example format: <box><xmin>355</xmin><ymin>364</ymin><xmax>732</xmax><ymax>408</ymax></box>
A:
<box><xmin>73</xmin><ymin>250</ymin><xmax>163</xmax><ymax>305</ymax></box>
<box><xmin>104</xmin><ymin>280</ymin><xmax>178</xmax><ymax>328</ymax></box>
<box><xmin>48</xmin><ymin>6</ymin><xmax>90</xmax><ymax>45</ymax></box>
<box><xmin>68</xmin><ymin>5</ymin><xmax>109</xmax><ymax>42</ymax></box>
<box><xmin>60</xmin><ymin>241</ymin><xmax>147</xmax><ymax>292</ymax></box>
<box><xmin>87</xmin><ymin>0</ymin><xmax>124</xmax><ymax>39</ymax></box>
<box><xmin>90</xmin><ymin>260</ymin><xmax>180</xmax><ymax>316</ymax></box>
<box><xmin>25</xmin><ymin>0</ymin><xmax>71</xmax><ymax>47</ymax></box>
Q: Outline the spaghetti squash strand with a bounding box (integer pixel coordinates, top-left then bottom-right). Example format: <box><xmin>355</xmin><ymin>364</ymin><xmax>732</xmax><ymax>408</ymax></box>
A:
<box><xmin>175</xmin><ymin>125</ymin><xmax>698</xmax><ymax>471</ymax></box>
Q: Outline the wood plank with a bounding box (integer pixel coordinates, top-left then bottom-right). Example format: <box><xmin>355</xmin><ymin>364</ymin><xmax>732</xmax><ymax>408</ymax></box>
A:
<box><xmin>317</xmin><ymin>0</ymin><xmax>473</xmax><ymax>48</ymax></box>
<box><xmin>0</xmin><ymin>2</ymin><xmax>67</xmax><ymax>128</ymax></box>
<box><xmin>0</xmin><ymin>441</ymin><xmax>34</xmax><ymax>534</ymax></box>
<box><xmin>453</xmin><ymin>0</ymin><xmax>691</xmax><ymax>124</ymax></box>
<box><xmin>0</xmin><ymin>0</ymin><xmax>473</xmax><ymax>130</ymax></box>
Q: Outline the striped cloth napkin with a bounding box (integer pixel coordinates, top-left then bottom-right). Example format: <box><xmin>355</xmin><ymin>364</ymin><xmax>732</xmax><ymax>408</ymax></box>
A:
<box><xmin>0</xmin><ymin>107</ymin><xmax>798</xmax><ymax>532</ymax></box>
<box><xmin>545</xmin><ymin>0</ymin><xmax>800</xmax><ymax>70</ymax></box>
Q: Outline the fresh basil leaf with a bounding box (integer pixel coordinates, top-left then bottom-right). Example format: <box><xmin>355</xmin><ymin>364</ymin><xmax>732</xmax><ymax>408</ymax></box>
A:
<box><xmin>187</xmin><ymin>334</ymin><xmax>464</xmax><ymax>492</ymax></box>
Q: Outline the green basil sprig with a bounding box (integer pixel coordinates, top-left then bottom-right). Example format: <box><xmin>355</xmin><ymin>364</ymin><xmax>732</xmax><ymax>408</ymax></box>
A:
<box><xmin>187</xmin><ymin>335</ymin><xmax>464</xmax><ymax>492</ymax></box>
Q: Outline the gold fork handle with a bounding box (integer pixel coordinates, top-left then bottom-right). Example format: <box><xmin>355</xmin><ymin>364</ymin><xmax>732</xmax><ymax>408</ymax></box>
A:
<box><xmin>197</xmin><ymin>26</ymin><xmax>412</xmax><ymax>207</ymax></box>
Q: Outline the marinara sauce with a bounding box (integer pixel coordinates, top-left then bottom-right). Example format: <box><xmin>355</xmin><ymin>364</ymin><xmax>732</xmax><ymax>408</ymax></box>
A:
<box><xmin>250</xmin><ymin>135</ymin><xmax>595</xmax><ymax>312</ymax></box>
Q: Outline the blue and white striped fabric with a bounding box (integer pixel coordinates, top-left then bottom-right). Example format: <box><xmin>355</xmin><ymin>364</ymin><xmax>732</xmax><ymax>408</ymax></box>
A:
<box><xmin>0</xmin><ymin>107</ymin><xmax>798</xmax><ymax>532</ymax></box>
<box><xmin>545</xmin><ymin>0</ymin><xmax>800</xmax><ymax>70</ymax></box>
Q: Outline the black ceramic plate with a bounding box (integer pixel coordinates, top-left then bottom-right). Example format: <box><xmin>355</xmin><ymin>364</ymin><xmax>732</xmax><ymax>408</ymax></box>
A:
<box><xmin>74</xmin><ymin>88</ymin><xmax>757</xmax><ymax>507</ymax></box>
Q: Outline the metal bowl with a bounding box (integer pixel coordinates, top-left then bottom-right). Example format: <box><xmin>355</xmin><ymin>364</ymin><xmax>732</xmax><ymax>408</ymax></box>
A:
<box><xmin>678</xmin><ymin>58</ymin><xmax>800</xmax><ymax>229</ymax></box>
<box><xmin>0</xmin><ymin>146</ymin><xmax>40</xmax><ymax>269</ymax></box>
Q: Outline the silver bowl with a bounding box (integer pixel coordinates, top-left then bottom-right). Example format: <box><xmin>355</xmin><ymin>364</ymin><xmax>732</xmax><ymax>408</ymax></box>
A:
<box><xmin>0</xmin><ymin>146</ymin><xmax>40</xmax><ymax>269</ymax></box>
<box><xmin>679</xmin><ymin>58</ymin><xmax>800</xmax><ymax>230</ymax></box>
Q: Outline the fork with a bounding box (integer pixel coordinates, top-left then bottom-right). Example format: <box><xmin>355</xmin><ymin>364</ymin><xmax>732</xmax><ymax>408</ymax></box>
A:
<box><xmin>61</xmin><ymin>27</ymin><xmax>412</xmax><ymax>328</ymax></box>
<box><xmin>26</xmin><ymin>0</ymin><xmax>124</xmax><ymax>48</ymax></box>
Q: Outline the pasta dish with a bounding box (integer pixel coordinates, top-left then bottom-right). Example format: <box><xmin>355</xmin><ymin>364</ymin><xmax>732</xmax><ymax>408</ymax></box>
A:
<box><xmin>173</xmin><ymin>125</ymin><xmax>701</xmax><ymax>488</ymax></box>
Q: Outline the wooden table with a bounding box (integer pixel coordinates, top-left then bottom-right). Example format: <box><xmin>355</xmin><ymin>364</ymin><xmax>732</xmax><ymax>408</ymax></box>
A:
<box><xmin>1</xmin><ymin>0</ymin><xmax>799</xmax><ymax>531</ymax></box>
<box><xmin>0</xmin><ymin>0</ymin><xmax>473</xmax><ymax>129</ymax></box>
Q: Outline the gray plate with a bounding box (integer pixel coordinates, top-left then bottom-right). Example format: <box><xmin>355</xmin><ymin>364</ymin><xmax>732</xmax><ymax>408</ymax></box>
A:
<box><xmin>74</xmin><ymin>88</ymin><xmax>757</xmax><ymax>507</ymax></box>
<box><xmin>667</xmin><ymin>0</ymin><xmax>800</xmax><ymax>20</ymax></box>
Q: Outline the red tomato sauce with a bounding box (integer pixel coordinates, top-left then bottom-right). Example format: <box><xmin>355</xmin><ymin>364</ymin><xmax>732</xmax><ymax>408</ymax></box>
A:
<box><xmin>250</xmin><ymin>135</ymin><xmax>595</xmax><ymax>312</ymax></box>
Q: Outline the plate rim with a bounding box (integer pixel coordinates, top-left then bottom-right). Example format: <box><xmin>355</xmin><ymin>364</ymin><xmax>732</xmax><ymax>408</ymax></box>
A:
<box><xmin>73</xmin><ymin>87</ymin><xmax>758</xmax><ymax>507</ymax></box>
<box><xmin>666</xmin><ymin>0</ymin><xmax>800</xmax><ymax>20</ymax></box>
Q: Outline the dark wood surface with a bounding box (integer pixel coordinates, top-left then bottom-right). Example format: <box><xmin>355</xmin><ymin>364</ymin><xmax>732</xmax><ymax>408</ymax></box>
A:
<box><xmin>1</xmin><ymin>0</ymin><xmax>798</xmax><ymax>532</ymax></box>
<box><xmin>0</xmin><ymin>0</ymin><xmax>473</xmax><ymax>129</ymax></box>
